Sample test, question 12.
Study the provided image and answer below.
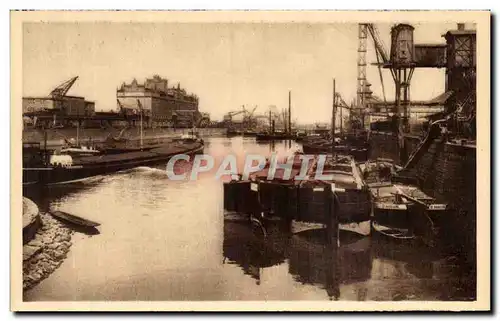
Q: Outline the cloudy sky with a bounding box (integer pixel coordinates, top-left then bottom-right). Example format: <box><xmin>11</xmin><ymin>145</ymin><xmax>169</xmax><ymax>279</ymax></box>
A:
<box><xmin>23</xmin><ymin>22</ymin><xmax>457</xmax><ymax>123</ymax></box>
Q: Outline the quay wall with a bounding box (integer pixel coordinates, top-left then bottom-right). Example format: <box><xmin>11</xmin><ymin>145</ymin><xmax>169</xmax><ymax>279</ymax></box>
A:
<box><xmin>23</xmin><ymin>197</ymin><xmax>41</xmax><ymax>245</ymax></box>
<box><xmin>370</xmin><ymin>131</ymin><xmax>477</xmax><ymax>271</ymax></box>
<box><xmin>405</xmin><ymin>139</ymin><xmax>476</xmax><ymax>270</ymax></box>
<box><xmin>368</xmin><ymin>131</ymin><xmax>421</xmax><ymax>164</ymax></box>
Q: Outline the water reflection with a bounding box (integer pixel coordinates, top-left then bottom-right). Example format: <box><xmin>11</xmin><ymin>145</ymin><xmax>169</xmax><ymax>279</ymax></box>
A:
<box><xmin>288</xmin><ymin>229</ymin><xmax>371</xmax><ymax>300</ymax></box>
<box><xmin>222</xmin><ymin>216</ymin><xmax>374</xmax><ymax>300</ymax></box>
<box><xmin>223</xmin><ymin>220</ymin><xmax>287</xmax><ymax>284</ymax></box>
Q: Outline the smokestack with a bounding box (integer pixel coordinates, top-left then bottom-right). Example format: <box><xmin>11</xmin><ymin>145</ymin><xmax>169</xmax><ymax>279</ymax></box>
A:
<box><xmin>288</xmin><ymin>91</ymin><xmax>292</xmax><ymax>134</ymax></box>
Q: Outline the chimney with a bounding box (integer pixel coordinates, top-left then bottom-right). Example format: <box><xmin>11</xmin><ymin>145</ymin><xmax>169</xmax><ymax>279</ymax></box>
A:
<box><xmin>457</xmin><ymin>23</ymin><xmax>465</xmax><ymax>31</ymax></box>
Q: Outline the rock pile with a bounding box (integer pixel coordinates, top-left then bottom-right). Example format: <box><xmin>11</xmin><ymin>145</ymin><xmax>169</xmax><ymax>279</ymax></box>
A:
<box><xmin>23</xmin><ymin>212</ymin><xmax>74</xmax><ymax>291</ymax></box>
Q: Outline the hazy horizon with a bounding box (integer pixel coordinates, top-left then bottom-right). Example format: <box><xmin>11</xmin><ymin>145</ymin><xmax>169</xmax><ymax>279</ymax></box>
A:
<box><xmin>23</xmin><ymin>22</ymin><xmax>458</xmax><ymax>123</ymax></box>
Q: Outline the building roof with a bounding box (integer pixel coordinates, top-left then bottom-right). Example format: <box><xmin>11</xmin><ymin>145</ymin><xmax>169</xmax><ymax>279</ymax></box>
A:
<box><xmin>365</xmin><ymin>95</ymin><xmax>384</xmax><ymax>104</ymax></box>
<box><xmin>442</xmin><ymin>30</ymin><xmax>476</xmax><ymax>37</ymax></box>
<box><xmin>23</xmin><ymin>95</ymin><xmax>93</xmax><ymax>102</ymax></box>
<box><xmin>369</xmin><ymin>91</ymin><xmax>453</xmax><ymax>107</ymax></box>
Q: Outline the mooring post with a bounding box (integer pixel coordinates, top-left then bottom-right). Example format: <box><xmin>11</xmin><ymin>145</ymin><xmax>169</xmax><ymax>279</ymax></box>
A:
<box><xmin>325</xmin><ymin>184</ymin><xmax>339</xmax><ymax>246</ymax></box>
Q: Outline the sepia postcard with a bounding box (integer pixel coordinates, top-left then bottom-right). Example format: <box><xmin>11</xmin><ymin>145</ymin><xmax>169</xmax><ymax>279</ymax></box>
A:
<box><xmin>10</xmin><ymin>10</ymin><xmax>490</xmax><ymax>312</ymax></box>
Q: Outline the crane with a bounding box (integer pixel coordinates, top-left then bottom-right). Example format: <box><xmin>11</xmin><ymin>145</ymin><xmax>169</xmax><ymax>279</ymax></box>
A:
<box><xmin>48</xmin><ymin>76</ymin><xmax>79</xmax><ymax>118</ymax></box>
<box><xmin>223</xmin><ymin>110</ymin><xmax>246</xmax><ymax>123</ymax></box>
<box><xmin>246</xmin><ymin>105</ymin><xmax>258</xmax><ymax>118</ymax></box>
<box><xmin>243</xmin><ymin>105</ymin><xmax>258</xmax><ymax>127</ymax></box>
<box><xmin>50</xmin><ymin>76</ymin><xmax>79</xmax><ymax>99</ymax></box>
<box><xmin>366</xmin><ymin>23</ymin><xmax>417</xmax><ymax>164</ymax></box>
<box><xmin>366</xmin><ymin>24</ymin><xmax>389</xmax><ymax>108</ymax></box>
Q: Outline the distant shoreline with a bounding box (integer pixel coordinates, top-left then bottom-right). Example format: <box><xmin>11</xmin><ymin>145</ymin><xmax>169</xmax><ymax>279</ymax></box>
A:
<box><xmin>22</xmin><ymin>127</ymin><xmax>227</xmax><ymax>148</ymax></box>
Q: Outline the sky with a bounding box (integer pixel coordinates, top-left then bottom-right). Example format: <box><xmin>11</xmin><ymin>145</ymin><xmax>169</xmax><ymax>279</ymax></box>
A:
<box><xmin>23</xmin><ymin>22</ymin><xmax>459</xmax><ymax>123</ymax></box>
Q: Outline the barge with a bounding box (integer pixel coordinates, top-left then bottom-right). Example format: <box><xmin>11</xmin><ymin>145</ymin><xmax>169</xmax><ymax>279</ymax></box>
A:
<box><xmin>301</xmin><ymin>136</ymin><xmax>370</xmax><ymax>162</ymax></box>
<box><xmin>23</xmin><ymin>140</ymin><xmax>204</xmax><ymax>186</ymax></box>
<box><xmin>223</xmin><ymin>153</ymin><xmax>371</xmax><ymax>236</ymax></box>
<box><xmin>361</xmin><ymin>160</ymin><xmax>449</xmax><ymax>245</ymax></box>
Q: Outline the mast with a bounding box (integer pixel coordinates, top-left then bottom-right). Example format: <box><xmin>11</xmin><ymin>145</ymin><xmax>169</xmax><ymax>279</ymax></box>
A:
<box><xmin>339</xmin><ymin>99</ymin><xmax>343</xmax><ymax>136</ymax></box>
<box><xmin>44</xmin><ymin>126</ymin><xmax>48</xmax><ymax>166</ymax></box>
<box><xmin>288</xmin><ymin>90</ymin><xmax>292</xmax><ymax>134</ymax></box>
<box><xmin>137</xmin><ymin>99</ymin><xmax>144</xmax><ymax>150</ymax></box>
<box><xmin>140</xmin><ymin>110</ymin><xmax>143</xmax><ymax>149</ymax></box>
<box><xmin>332</xmin><ymin>78</ymin><xmax>336</xmax><ymax>160</ymax></box>
<box><xmin>284</xmin><ymin>109</ymin><xmax>288</xmax><ymax>133</ymax></box>
<box><xmin>76</xmin><ymin>120</ymin><xmax>79</xmax><ymax>146</ymax></box>
<box><xmin>269</xmin><ymin>110</ymin><xmax>272</xmax><ymax>133</ymax></box>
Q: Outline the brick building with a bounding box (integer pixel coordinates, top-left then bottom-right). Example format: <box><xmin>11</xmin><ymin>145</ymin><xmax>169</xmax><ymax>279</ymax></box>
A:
<box><xmin>116</xmin><ymin>75</ymin><xmax>199</xmax><ymax>127</ymax></box>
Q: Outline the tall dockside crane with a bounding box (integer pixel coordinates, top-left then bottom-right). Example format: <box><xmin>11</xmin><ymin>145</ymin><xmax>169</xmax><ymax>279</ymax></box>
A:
<box><xmin>357</xmin><ymin>25</ymin><xmax>368</xmax><ymax>128</ymax></box>
<box><xmin>365</xmin><ymin>23</ymin><xmax>415</xmax><ymax>163</ymax></box>
<box><xmin>50</xmin><ymin>76</ymin><xmax>79</xmax><ymax>101</ymax></box>
<box><xmin>363</xmin><ymin>23</ymin><xmax>474</xmax><ymax>162</ymax></box>
<box><xmin>362</xmin><ymin>23</ymin><xmax>424</xmax><ymax>164</ymax></box>
<box><xmin>49</xmin><ymin>76</ymin><xmax>80</xmax><ymax>125</ymax></box>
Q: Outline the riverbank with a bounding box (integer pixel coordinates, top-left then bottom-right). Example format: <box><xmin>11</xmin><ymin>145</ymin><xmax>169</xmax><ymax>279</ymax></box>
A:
<box><xmin>23</xmin><ymin>198</ymin><xmax>74</xmax><ymax>291</ymax></box>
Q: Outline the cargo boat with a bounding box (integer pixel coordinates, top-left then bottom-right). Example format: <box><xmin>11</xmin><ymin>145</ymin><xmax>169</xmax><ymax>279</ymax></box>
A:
<box><xmin>300</xmin><ymin>154</ymin><xmax>372</xmax><ymax>231</ymax></box>
<box><xmin>242</xmin><ymin>130</ymin><xmax>258</xmax><ymax>137</ymax></box>
<box><xmin>301</xmin><ymin>135</ymin><xmax>370</xmax><ymax>162</ymax></box>
<box><xmin>222</xmin><ymin>153</ymin><xmax>371</xmax><ymax>236</ymax></box>
<box><xmin>255</xmin><ymin>131</ymin><xmax>296</xmax><ymax>142</ymax></box>
<box><xmin>23</xmin><ymin>141</ymin><xmax>204</xmax><ymax>186</ymax></box>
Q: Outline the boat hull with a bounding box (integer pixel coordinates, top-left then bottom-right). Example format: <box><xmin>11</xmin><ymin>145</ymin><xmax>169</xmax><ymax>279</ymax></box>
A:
<box><xmin>255</xmin><ymin>133</ymin><xmax>296</xmax><ymax>141</ymax></box>
<box><xmin>23</xmin><ymin>143</ymin><xmax>204</xmax><ymax>185</ymax></box>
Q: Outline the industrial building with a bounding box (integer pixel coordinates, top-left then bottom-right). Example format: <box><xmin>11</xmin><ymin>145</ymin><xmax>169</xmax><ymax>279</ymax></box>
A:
<box><xmin>22</xmin><ymin>77</ymin><xmax>95</xmax><ymax>124</ymax></box>
<box><xmin>116</xmin><ymin>75</ymin><xmax>202</xmax><ymax>127</ymax></box>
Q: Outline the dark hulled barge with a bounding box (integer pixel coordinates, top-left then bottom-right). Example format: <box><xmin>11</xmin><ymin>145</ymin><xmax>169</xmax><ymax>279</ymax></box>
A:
<box><xmin>23</xmin><ymin>140</ymin><xmax>204</xmax><ymax>186</ymax></box>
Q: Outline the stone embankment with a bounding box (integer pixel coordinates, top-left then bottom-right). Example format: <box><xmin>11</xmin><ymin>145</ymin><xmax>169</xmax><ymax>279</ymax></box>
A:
<box><xmin>22</xmin><ymin>198</ymin><xmax>73</xmax><ymax>291</ymax></box>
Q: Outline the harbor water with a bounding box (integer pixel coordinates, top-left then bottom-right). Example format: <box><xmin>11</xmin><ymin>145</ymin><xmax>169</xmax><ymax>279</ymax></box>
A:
<box><xmin>23</xmin><ymin>137</ymin><xmax>475</xmax><ymax>301</ymax></box>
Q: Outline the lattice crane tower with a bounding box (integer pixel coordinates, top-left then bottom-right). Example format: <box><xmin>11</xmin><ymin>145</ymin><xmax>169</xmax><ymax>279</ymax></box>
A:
<box><xmin>357</xmin><ymin>24</ymin><xmax>368</xmax><ymax>111</ymax></box>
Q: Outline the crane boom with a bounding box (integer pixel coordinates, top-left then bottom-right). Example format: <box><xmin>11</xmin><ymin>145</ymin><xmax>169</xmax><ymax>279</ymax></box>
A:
<box><xmin>249</xmin><ymin>106</ymin><xmax>258</xmax><ymax>116</ymax></box>
<box><xmin>367</xmin><ymin>24</ymin><xmax>389</xmax><ymax>64</ymax></box>
<box><xmin>50</xmin><ymin>76</ymin><xmax>79</xmax><ymax>98</ymax></box>
<box><xmin>366</xmin><ymin>24</ymin><xmax>390</xmax><ymax>108</ymax></box>
<box><xmin>334</xmin><ymin>93</ymin><xmax>351</xmax><ymax>110</ymax></box>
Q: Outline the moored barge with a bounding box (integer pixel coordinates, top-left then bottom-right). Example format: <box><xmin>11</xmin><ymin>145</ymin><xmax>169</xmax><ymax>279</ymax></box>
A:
<box><xmin>23</xmin><ymin>141</ymin><xmax>204</xmax><ymax>186</ymax></box>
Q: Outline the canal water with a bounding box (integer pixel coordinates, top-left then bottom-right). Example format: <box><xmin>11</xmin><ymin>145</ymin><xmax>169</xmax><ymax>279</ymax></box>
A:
<box><xmin>23</xmin><ymin>137</ymin><xmax>475</xmax><ymax>301</ymax></box>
